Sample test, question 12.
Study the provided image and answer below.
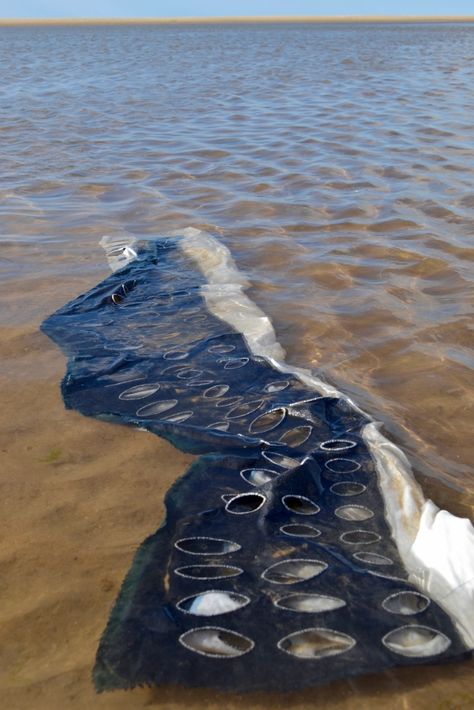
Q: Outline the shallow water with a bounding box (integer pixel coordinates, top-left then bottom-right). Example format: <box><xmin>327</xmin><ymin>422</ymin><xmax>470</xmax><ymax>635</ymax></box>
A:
<box><xmin>0</xmin><ymin>21</ymin><xmax>473</xmax><ymax>709</ymax></box>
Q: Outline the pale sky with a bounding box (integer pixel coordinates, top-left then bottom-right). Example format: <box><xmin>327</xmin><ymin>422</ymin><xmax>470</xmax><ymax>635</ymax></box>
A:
<box><xmin>0</xmin><ymin>0</ymin><xmax>472</xmax><ymax>19</ymax></box>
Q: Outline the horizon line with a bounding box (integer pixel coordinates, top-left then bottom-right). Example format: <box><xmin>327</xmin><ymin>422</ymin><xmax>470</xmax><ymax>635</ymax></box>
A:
<box><xmin>1</xmin><ymin>15</ymin><xmax>474</xmax><ymax>26</ymax></box>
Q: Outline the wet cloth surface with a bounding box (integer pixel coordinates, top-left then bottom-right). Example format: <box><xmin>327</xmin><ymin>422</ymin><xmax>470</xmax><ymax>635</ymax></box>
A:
<box><xmin>41</xmin><ymin>238</ymin><xmax>469</xmax><ymax>693</ymax></box>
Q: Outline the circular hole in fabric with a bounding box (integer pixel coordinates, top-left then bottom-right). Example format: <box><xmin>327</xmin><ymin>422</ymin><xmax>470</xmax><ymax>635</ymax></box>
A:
<box><xmin>382</xmin><ymin>625</ymin><xmax>450</xmax><ymax>657</ymax></box>
<box><xmin>280</xmin><ymin>523</ymin><xmax>321</xmax><ymax>538</ymax></box>
<box><xmin>262</xmin><ymin>451</ymin><xmax>301</xmax><ymax>469</ymax></box>
<box><xmin>325</xmin><ymin>458</ymin><xmax>361</xmax><ymax>473</ymax></box>
<box><xmin>179</xmin><ymin>627</ymin><xmax>254</xmax><ymax>658</ymax></box>
<box><xmin>102</xmin><ymin>372</ymin><xmax>146</xmax><ymax>386</ymax></box>
<box><xmin>282</xmin><ymin>495</ymin><xmax>320</xmax><ymax>516</ymax></box>
<box><xmin>119</xmin><ymin>383</ymin><xmax>161</xmax><ymax>400</ymax></box>
<box><xmin>249</xmin><ymin>408</ymin><xmax>286</xmax><ymax>434</ymax></box>
<box><xmin>275</xmin><ymin>594</ymin><xmax>345</xmax><ymax>613</ymax></box>
<box><xmin>162</xmin><ymin>363</ymin><xmax>192</xmax><ymax>375</ymax></box>
<box><xmin>225</xmin><ymin>400</ymin><xmax>265</xmax><ymax>420</ymax></box>
<box><xmin>203</xmin><ymin>384</ymin><xmax>229</xmax><ymax>399</ymax></box>
<box><xmin>136</xmin><ymin>399</ymin><xmax>178</xmax><ymax>417</ymax></box>
<box><xmin>208</xmin><ymin>344</ymin><xmax>236</xmax><ymax>354</ymax></box>
<box><xmin>330</xmin><ymin>481</ymin><xmax>366</xmax><ymax>497</ymax></box>
<box><xmin>176</xmin><ymin>369</ymin><xmax>203</xmax><ymax>380</ymax></box>
<box><xmin>177</xmin><ymin>590</ymin><xmax>250</xmax><ymax>616</ymax></box>
<box><xmin>340</xmin><ymin>530</ymin><xmax>381</xmax><ymax>545</ymax></box>
<box><xmin>279</xmin><ymin>426</ymin><xmax>312</xmax><ymax>448</ymax></box>
<box><xmin>320</xmin><ymin>439</ymin><xmax>357</xmax><ymax>452</ymax></box>
<box><xmin>174</xmin><ymin>565</ymin><xmax>243</xmax><ymax>580</ymax></box>
<box><xmin>240</xmin><ymin>468</ymin><xmax>280</xmax><ymax>486</ymax></box>
<box><xmin>353</xmin><ymin>551</ymin><xmax>393</xmax><ymax>566</ymax></box>
<box><xmin>161</xmin><ymin>410</ymin><xmax>194</xmax><ymax>424</ymax></box>
<box><xmin>278</xmin><ymin>628</ymin><xmax>355</xmax><ymax>659</ymax></box>
<box><xmin>262</xmin><ymin>559</ymin><xmax>327</xmax><ymax>585</ymax></box>
<box><xmin>185</xmin><ymin>379</ymin><xmax>214</xmax><ymax>387</ymax></box>
<box><xmin>225</xmin><ymin>493</ymin><xmax>266</xmax><ymax>515</ymax></box>
<box><xmin>335</xmin><ymin>505</ymin><xmax>374</xmax><ymax>521</ymax></box>
<box><xmin>174</xmin><ymin>537</ymin><xmax>241</xmax><ymax>556</ymax></box>
<box><xmin>222</xmin><ymin>358</ymin><xmax>249</xmax><ymax>370</ymax></box>
<box><xmin>264</xmin><ymin>380</ymin><xmax>290</xmax><ymax>393</ymax></box>
<box><xmin>382</xmin><ymin>592</ymin><xmax>430</xmax><ymax>615</ymax></box>
<box><xmin>163</xmin><ymin>350</ymin><xmax>189</xmax><ymax>360</ymax></box>
<box><xmin>206</xmin><ymin>421</ymin><xmax>230</xmax><ymax>432</ymax></box>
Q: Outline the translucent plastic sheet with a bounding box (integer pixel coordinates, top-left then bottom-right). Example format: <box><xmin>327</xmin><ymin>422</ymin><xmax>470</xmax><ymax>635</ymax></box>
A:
<box><xmin>41</xmin><ymin>237</ymin><xmax>471</xmax><ymax>693</ymax></box>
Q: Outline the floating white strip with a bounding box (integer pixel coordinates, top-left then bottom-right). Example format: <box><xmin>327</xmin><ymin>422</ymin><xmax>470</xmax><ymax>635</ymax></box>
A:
<box><xmin>179</xmin><ymin>227</ymin><xmax>348</xmax><ymax>401</ymax></box>
<box><xmin>100</xmin><ymin>234</ymin><xmax>138</xmax><ymax>273</ymax></box>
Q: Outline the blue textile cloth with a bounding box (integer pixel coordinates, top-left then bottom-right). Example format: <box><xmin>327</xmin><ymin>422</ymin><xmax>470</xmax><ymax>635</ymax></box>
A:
<box><xmin>41</xmin><ymin>238</ymin><xmax>469</xmax><ymax>693</ymax></box>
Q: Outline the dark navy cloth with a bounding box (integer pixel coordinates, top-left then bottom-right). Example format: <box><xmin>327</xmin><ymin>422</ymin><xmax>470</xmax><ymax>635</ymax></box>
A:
<box><xmin>41</xmin><ymin>238</ymin><xmax>469</xmax><ymax>693</ymax></box>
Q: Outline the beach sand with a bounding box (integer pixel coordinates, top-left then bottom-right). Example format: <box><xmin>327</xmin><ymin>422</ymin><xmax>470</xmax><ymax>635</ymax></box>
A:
<box><xmin>0</xmin><ymin>16</ymin><xmax>473</xmax><ymax>26</ymax></box>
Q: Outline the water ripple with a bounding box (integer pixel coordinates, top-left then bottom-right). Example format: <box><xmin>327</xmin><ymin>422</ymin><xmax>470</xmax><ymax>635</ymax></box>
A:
<box><xmin>0</xmin><ymin>22</ymin><xmax>473</xmax><ymax>508</ymax></box>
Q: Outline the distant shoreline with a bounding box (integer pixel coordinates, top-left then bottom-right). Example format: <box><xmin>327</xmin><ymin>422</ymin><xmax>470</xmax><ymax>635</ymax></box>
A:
<box><xmin>1</xmin><ymin>16</ymin><xmax>474</xmax><ymax>26</ymax></box>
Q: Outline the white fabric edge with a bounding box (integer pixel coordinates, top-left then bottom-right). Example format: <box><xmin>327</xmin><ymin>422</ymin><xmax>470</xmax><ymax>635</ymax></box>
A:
<box><xmin>98</xmin><ymin>227</ymin><xmax>474</xmax><ymax>648</ymax></box>
<box><xmin>363</xmin><ymin>423</ymin><xmax>474</xmax><ymax>648</ymax></box>
<box><xmin>100</xmin><ymin>234</ymin><xmax>138</xmax><ymax>273</ymax></box>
